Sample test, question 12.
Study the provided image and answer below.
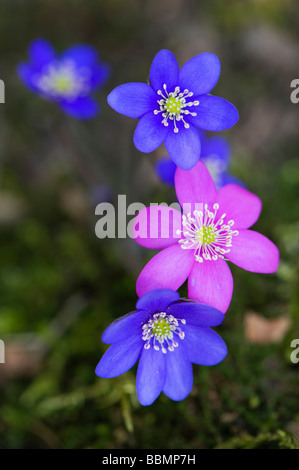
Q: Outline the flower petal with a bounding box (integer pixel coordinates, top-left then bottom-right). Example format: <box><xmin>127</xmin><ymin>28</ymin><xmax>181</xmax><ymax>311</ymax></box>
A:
<box><xmin>174</xmin><ymin>160</ymin><xmax>217</xmax><ymax>208</ymax></box>
<box><xmin>89</xmin><ymin>64</ymin><xmax>110</xmax><ymax>89</ymax></box>
<box><xmin>220</xmin><ymin>173</ymin><xmax>247</xmax><ymax>189</ymax></box>
<box><xmin>201</xmin><ymin>135</ymin><xmax>231</xmax><ymax>165</ymax></box>
<box><xmin>136</xmin><ymin>244</ymin><xmax>194</xmax><ymax>297</ymax></box>
<box><xmin>136</xmin><ymin>289</ymin><xmax>180</xmax><ymax>314</ymax></box>
<box><xmin>150</xmin><ymin>49</ymin><xmax>179</xmax><ymax>92</ymax></box>
<box><xmin>162</xmin><ymin>345</ymin><xmax>193</xmax><ymax>401</ymax></box>
<box><xmin>179</xmin><ymin>52</ymin><xmax>221</xmax><ymax>96</ymax></box>
<box><xmin>188</xmin><ymin>95</ymin><xmax>239</xmax><ymax>131</ymax></box>
<box><xmin>61</xmin><ymin>44</ymin><xmax>99</xmax><ymax>67</ymax></box>
<box><xmin>134</xmin><ymin>111</ymin><xmax>169</xmax><ymax>152</ymax></box>
<box><xmin>164</xmin><ymin>123</ymin><xmax>201</xmax><ymax>170</ymax></box>
<box><xmin>17</xmin><ymin>63</ymin><xmax>40</xmax><ymax>92</ymax></box>
<box><xmin>59</xmin><ymin>96</ymin><xmax>99</xmax><ymax>119</ymax></box>
<box><xmin>188</xmin><ymin>258</ymin><xmax>233</xmax><ymax>313</ymax></box>
<box><xmin>184</xmin><ymin>325</ymin><xmax>227</xmax><ymax>365</ymax></box>
<box><xmin>107</xmin><ymin>83</ymin><xmax>157</xmax><ymax>118</ymax></box>
<box><xmin>95</xmin><ymin>335</ymin><xmax>143</xmax><ymax>378</ymax></box>
<box><xmin>101</xmin><ymin>310</ymin><xmax>149</xmax><ymax>344</ymax></box>
<box><xmin>132</xmin><ymin>205</ymin><xmax>182</xmax><ymax>249</ymax></box>
<box><xmin>136</xmin><ymin>347</ymin><xmax>166</xmax><ymax>406</ymax></box>
<box><xmin>216</xmin><ymin>184</ymin><xmax>262</xmax><ymax>229</ymax></box>
<box><xmin>29</xmin><ymin>39</ymin><xmax>56</xmax><ymax>68</ymax></box>
<box><xmin>226</xmin><ymin>229</ymin><xmax>279</xmax><ymax>273</ymax></box>
<box><xmin>155</xmin><ymin>158</ymin><xmax>176</xmax><ymax>186</ymax></box>
<box><xmin>166</xmin><ymin>302</ymin><xmax>224</xmax><ymax>327</ymax></box>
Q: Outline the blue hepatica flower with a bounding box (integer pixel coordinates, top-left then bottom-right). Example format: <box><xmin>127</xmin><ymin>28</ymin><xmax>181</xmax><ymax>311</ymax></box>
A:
<box><xmin>155</xmin><ymin>130</ymin><xmax>246</xmax><ymax>189</ymax></box>
<box><xmin>107</xmin><ymin>49</ymin><xmax>239</xmax><ymax>170</ymax></box>
<box><xmin>95</xmin><ymin>289</ymin><xmax>227</xmax><ymax>406</ymax></box>
<box><xmin>18</xmin><ymin>38</ymin><xmax>110</xmax><ymax>119</ymax></box>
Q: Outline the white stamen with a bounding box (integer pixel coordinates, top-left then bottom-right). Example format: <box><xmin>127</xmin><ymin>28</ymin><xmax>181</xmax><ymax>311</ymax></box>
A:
<box><xmin>154</xmin><ymin>84</ymin><xmax>199</xmax><ymax>133</ymax></box>
<box><xmin>142</xmin><ymin>312</ymin><xmax>186</xmax><ymax>352</ymax></box>
<box><xmin>177</xmin><ymin>204</ymin><xmax>239</xmax><ymax>262</ymax></box>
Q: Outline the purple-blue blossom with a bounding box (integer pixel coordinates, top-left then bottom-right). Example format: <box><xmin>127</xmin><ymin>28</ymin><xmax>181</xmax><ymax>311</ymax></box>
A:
<box><xmin>17</xmin><ymin>39</ymin><xmax>110</xmax><ymax>119</ymax></box>
<box><xmin>95</xmin><ymin>289</ymin><xmax>227</xmax><ymax>406</ymax></box>
<box><xmin>155</xmin><ymin>131</ymin><xmax>246</xmax><ymax>189</ymax></box>
<box><xmin>107</xmin><ymin>49</ymin><xmax>239</xmax><ymax>170</ymax></box>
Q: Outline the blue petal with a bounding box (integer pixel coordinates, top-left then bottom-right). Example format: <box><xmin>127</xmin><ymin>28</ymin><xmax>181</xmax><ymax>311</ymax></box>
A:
<box><xmin>162</xmin><ymin>346</ymin><xmax>193</xmax><ymax>401</ymax></box>
<box><xmin>164</xmin><ymin>123</ymin><xmax>201</xmax><ymax>170</ymax></box>
<box><xmin>29</xmin><ymin>39</ymin><xmax>56</xmax><ymax>69</ymax></box>
<box><xmin>62</xmin><ymin>44</ymin><xmax>99</xmax><ymax>67</ymax></box>
<box><xmin>17</xmin><ymin>63</ymin><xmax>40</xmax><ymax>92</ymax></box>
<box><xmin>101</xmin><ymin>310</ymin><xmax>149</xmax><ymax>344</ymax></box>
<box><xmin>95</xmin><ymin>335</ymin><xmax>143</xmax><ymax>378</ymax></box>
<box><xmin>107</xmin><ymin>83</ymin><xmax>157</xmax><ymax>119</ymax></box>
<box><xmin>179</xmin><ymin>53</ymin><xmax>221</xmax><ymax>96</ymax></box>
<box><xmin>136</xmin><ymin>289</ymin><xmax>180</xmax><ymax>314</ymax></box>
<box><xmin>133</xmin><ymin>111</ymin><xmax>169</xmax><ymax>153</ymax></box>
<box><xmin>90</xmin><ymin>64</ymin><xmax>110</xmax><ymax>89</ymax></box>
<box><xmin>59</xmin><ymin>96</ymin><xmax>99</xmax><ymax>119</ymax></box>
<box><xmin>184</xmin><ymin>325</ymin><xmax>227</xmax><ymax>366</ymax></box>
<box><xmin>150</xmin><ymin>49</ymin><xmax>179</xmax><ymax>92</ymax></box>
<box><xmin>197</xmin><ymin>128</ymin><xmax>207</xmax><ymax>143</ymax></box>
<box><xmin>221</xmin><ymin>172</ymin><xmax>247</xmax><ymax>189</ymax></box>
<box><xmin>166</xmin><ymin>302</ymin><xmax>225</xmax><ymax>327</ymax></box>
<box><xmin>188</xmin><ymin>95</ymin><xmax>239</xmax><ymax>131</ymax></box>
<box><xmin>136</xmin><ymin>347</ymin><xmax>166</xmax><ymax>406</ymax></box>
<box><xmin>201</xmin><ymin>136</ymin><xmax>231</xmax><ymax>166</ymax></box>
<box><xmin>155</xmin><ymin>158</ymin><xmax>176</xmax><ymax>186</ymax></box>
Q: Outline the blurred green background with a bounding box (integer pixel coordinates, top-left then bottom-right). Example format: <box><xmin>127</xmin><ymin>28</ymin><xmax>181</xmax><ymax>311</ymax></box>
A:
<box><xmin>0</xmin><ymin>0</ymin><xmax>299</xmax><ymax>449</ymax></box>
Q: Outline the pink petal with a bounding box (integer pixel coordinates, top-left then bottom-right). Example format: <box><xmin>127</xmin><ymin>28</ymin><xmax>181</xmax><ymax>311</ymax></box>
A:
<box><xmin>174</xmin><ymin>160</ymin><xmax>217</xmax><ymax>212</ymax></box>
<box><xmin>216</xmin><ymin>184</ymin><xmax>262</xmax><ymax>229</ymax></box>
<box><xmin>136</xmin><ymin>244</ymin><xmax>195</xmax><ymax>297</ymax></box>
<box><xmin>226</xmin><ymin>229</ymin><xmax>279</xmax><ymax>273</ymax></box>
<box><xmin>132</xmin><ymin>205</ymin><xmax>182</xmax><ymax>249</ymax></box>
<box><xmin>188</xmin><ymin>258</ymin><xmax>233</xmax><ymax>313</ymax></box>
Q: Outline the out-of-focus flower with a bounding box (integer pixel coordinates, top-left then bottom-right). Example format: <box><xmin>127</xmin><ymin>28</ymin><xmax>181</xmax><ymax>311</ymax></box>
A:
<box><xmin>96</xmin><ymin>289</ymin><xmax>227</xmax><ymax>406</ymax></box>
<box><xmin>133</xmin><ymin>161</ymin><xmax>279</xmax><ymax>313</ymax></box>
<box><xmin>108</xmin><ymin>49</ymin><xmax>238</xmax><ymax>170</ymax></box>
<box><xmin>155</xmin><ymin>131</ymin><xmax>245</xmax><ymax>189</ymax></box>
<box><xmin>18</xmin><ymin>39</ymin><xmax>110</xmax><ymax>119</ymax></box>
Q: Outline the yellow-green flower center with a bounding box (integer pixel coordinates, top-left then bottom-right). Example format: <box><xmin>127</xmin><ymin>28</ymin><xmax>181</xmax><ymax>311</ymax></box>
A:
<box><xmin>52</xmin><ymin>75</ymin><xmax>73</xmax><ymax>93</ymax></box>
<box><xmin>165</xmin><ymin>96</ymin><xmax>182</xmax><ymax>115</ymax></box>
<box><xmin>142</xmin><ymin>312</ymin><xmax>186</xmax><ymax>354</ymax></box>
<box><xmin>196</xmin><ymin>225</ymin><xmax>216</xmax><ymax>245</ymax></box>
<box><xmin>152</xmin><ymin>318</ymin><xmax>171</xmax><ymax>338</ymax></box>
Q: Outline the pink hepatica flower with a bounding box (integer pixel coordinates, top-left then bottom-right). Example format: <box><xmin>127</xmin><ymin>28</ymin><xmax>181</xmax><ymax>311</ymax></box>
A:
<box><xmin>133</xmin><ymin>161</ymin><xmax>279</xmax><ymax>313</ymax></box>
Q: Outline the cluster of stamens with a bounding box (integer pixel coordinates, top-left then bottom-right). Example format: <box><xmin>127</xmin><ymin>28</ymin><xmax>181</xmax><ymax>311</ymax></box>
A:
<box><xmin>154</xmin><ymin>84</ymin><xmax>199</xmax><ymax>133</ymax></box>
<box><xmin>142</xmin><ymin>312</ymin><xmax>186</xmax><ymax>354</ymax></box>
<box><xmin>177</xmin><ymin>203</ymin><xmax>239</xmax><ymax>262</ymax></box>
<box><xmin>34</xmin><ymin>59</ymin><xmax>91</xmax><ymax>100</ymax></box>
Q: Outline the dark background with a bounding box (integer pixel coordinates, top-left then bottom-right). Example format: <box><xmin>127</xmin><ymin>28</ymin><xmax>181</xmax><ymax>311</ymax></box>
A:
<box><xmin>0</xmin><ymin>0</ymin><xmax>298</xmax><ymax>449</ymax></box>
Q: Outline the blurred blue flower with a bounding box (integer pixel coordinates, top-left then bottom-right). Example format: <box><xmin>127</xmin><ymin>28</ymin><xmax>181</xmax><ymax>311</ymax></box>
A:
<box><xmin>108</xmin><ymin>49</ymin><xmax>238</xmax><ymax>170</ymax></box>
<box><xmin>18</xmin><ymin>39</ymin><xmax>110</xmax><ymax>119</ymax></box>
<box><xmin>95</xmin><ymin>289</ymin><xmax>227</xmax><ymax>406</ymax></box>
<box><xmin>155</xmin><ymin>131</ymin><xmax>246</xmax><ymax>190</ymax></box>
